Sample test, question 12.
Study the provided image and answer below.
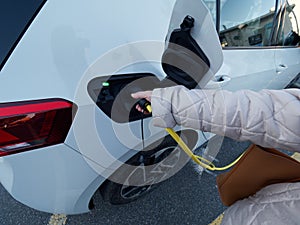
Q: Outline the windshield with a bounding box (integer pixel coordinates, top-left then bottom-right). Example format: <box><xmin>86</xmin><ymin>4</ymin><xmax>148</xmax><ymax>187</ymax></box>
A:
<box><xmin>0</xmin><ymin>0</ymin><xmax>46</xmax><ymax>70</ymax></box>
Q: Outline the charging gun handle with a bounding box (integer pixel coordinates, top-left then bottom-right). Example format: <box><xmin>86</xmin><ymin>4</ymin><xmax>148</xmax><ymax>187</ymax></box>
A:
<box><xmin>137</xmin><ymin>98</ymin><xmax>152</xmax><ymax>113</ymax></box>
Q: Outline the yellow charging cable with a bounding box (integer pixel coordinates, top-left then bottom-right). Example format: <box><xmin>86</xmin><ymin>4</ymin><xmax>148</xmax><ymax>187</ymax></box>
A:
<box><xmin>145</xmin><ymin>104</ymin><xmax>244</xmax><ymax>171</ymax></box>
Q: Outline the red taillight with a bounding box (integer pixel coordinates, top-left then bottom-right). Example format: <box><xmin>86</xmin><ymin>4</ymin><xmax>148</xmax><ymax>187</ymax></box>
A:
<box><xmin>0</xmin><ymin>99</ymin><xmax>76</xmax><ymax>157</ymax></box>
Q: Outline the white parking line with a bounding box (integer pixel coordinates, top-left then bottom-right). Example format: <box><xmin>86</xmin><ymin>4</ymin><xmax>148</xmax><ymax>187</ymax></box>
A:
<box><xmin>48</xmin><ymin>214</ymin><xmax>68</xmax><ymax>225</ymax></box>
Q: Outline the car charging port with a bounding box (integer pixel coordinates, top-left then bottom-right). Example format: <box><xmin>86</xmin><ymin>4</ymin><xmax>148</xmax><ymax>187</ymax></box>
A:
<box><xmin>88</xmin><ymin>73</ymin><xmax>160</xmax><ymax>123</ymax></box>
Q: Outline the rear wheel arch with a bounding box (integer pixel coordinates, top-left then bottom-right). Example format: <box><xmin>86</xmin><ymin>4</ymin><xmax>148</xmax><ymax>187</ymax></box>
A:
<box><xmin>98</xmin><ymin>129</ymin><xmax>198</xmax><ymax>205</ymax></box>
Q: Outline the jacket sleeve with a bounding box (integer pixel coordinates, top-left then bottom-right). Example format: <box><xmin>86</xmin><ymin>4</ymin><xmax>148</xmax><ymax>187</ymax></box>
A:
<box><xmin>151</xmin><ymin>85</ymin><xmax>300</xmax><ymax>152</ymax></box>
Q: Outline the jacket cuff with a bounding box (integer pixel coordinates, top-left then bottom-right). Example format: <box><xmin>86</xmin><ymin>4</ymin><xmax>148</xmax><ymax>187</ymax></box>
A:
<box><xmin>151</xmin><ymin>88</ymin><xmax>176</xmax><ymax>128</ymax></box>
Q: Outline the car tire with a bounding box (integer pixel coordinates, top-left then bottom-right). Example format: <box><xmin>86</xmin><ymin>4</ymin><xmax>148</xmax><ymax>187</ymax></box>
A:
<box><xmin>100</xmin><ymin>129</ymin><xmax>198</xmax><ymax>204</ymax></box>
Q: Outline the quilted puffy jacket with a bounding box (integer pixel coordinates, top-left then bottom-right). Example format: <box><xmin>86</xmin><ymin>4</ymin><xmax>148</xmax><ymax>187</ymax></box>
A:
<box><xmin>221</xmin><ymin>182</ymin><xmax>300</xmax><ymax>225</ymax></box>
<box><xmin>151</xmin><ymin>85</ymin><xmax>300</xmax><ymax>152</ymax></box>
<box><xmin>151</xmin><ymin>85</ymin><xmax>300</xmax><ymax>224</ymax></box>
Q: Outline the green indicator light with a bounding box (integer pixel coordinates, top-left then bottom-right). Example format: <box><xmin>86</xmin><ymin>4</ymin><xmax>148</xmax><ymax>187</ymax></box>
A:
<box><xmin>102</xmin><ymin>82</ymin><xmax>110</xmax><ymax>87</ymax></box>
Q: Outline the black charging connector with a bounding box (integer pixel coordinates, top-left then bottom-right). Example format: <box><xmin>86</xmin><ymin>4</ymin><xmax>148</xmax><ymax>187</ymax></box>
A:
<box><xmin>136</xmin><ymin>98</ymin><xmax>151</xmax><ymax>114</ymax></box>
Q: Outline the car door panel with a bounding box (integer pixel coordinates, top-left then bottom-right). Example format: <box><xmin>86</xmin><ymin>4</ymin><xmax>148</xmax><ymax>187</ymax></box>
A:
<box><xmin>206</xmin><ymin>48</ymin><xmax>277</xmax><ymax>91</ymax></box>
<box><xmin>275</xmin><ymin>47</ymin><xmax>300</xmax><ymax>88</ymax></box>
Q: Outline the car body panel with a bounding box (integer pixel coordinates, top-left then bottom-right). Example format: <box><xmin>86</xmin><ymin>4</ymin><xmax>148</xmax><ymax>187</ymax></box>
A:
<box><xmin>0</xmin><ymin>0</ymin><xmax>175</xmax><ymax>102</ymax></box>
<box><xmin>0</xmin><ymin>0</ymin><xmax>214</xmax><ymax>214</ymax></box>
<box><xmin>0</xmin><ymin>143</ymin><xmax>101</xmax><ymax>214</ymax></box>
<box><xmin>274</xmin><ymin>47</ymin><xmax>300</xmax><ymax>87</ymax></box>
<box><xmin>206</xmin><ymin>48</ymin><xmax>277</xmax><ymax>91</ymax></box>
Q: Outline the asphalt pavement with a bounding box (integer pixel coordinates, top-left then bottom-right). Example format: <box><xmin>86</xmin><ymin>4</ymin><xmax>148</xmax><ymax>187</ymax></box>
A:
<box><xmin>0</xmin><ymin>138</ymin><xmax>250</xmax><ymax>225</ymax></box>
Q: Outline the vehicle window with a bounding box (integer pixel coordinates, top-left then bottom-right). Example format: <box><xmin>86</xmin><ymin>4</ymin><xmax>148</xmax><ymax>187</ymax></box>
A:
<box><xmin>219</xmin><ymin>0</ymin><xmax>276</xmax><ymax>47</ymax></box>
<box><xmin>0</xmin><ymin>0</ymin><xmax>46</xmax><ymax>70</ymax></box>
<box><xmin>272</xmin><ymin>0</ymin><xmax>300</xmax><ymax>46</ymax></box>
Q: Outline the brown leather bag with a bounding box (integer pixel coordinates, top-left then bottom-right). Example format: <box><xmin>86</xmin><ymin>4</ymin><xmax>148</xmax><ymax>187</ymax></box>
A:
<box><xmin>216</xmin><ymin>144</ymin><xmax>300</xmax><ymax>206</ymax></box>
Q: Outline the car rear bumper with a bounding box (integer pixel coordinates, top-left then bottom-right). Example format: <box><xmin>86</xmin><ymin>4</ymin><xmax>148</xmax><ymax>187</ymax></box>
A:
<box><xmin>0</xmin><ymin>143</ymin><xmax>104</xmax><ymax>214</ymax></box>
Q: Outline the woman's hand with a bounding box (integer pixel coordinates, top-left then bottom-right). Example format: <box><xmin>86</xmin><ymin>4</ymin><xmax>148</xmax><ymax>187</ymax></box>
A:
<box><xmin>131</xmin><ymin>90</ymin><xmax>153</xmax><ymax>113</ymax></box>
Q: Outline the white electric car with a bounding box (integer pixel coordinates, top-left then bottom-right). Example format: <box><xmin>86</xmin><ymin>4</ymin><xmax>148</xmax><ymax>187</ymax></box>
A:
<box><xmin>0</xmin><ymin>0</ymin><xmax>299</xmax><ymax>214</ymax></box>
